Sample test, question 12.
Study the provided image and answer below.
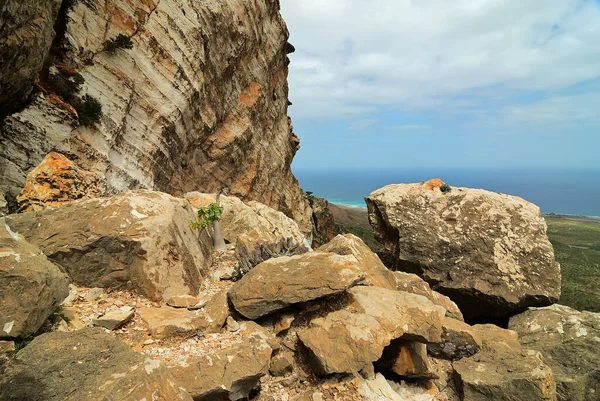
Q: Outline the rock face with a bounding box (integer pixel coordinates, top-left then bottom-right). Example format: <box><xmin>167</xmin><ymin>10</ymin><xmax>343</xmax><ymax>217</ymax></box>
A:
<box><xmin>0</xmin><ymin>221</ymin><xmax>69</xmax><ymax>339</ymax></box>
<box><xmin>366</xmin><ymin>179</ymin><xmax>561</xmax><ymax>321</ymax></box>
<box><xmin>6</xmin><ymin>190</ymin><xmax>212</xmax><ymax>301</ymax></box>
<box><xmin>0</xmin><ymin>0</ymin><xmax>312</xmax><ymax>235</ymax></box>
<box><xmin>0</xmin><ymin>328</ymin><xmax>193</xmax><ymax>400</ymax></box>
<box><xmin>509</xmin><ymin>304</ymin><xmax>600</xmax><ymax>401</ymax></box>
<box><xmin>186</xmin><ymin>192</ymin><xmax>309</xmax><ymax>271</ymax></box>
<box><xmin>310</xmin><ymin>196</ymin><xmax>335</xmax><ymax>247</ymax></box>
<box><xmin>0</xmin><ymin>0</ymin><xmax>61</xmax><ymax>118</ymax></box>
<box><xmin>229</xmin><ymin>251</ymin><xmax>365</xmax><ymax>319</ymax></box>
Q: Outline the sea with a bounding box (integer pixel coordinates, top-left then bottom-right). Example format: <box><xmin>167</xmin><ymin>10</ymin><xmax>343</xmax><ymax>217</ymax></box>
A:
<box><xmin>293</xmin><ymin>167</ymin><xmax>600</xmax><ymax>218</ymax></box>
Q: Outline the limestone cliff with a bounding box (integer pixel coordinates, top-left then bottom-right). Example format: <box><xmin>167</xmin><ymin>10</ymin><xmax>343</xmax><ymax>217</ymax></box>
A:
<box><xmin>0</xmin><ymin>0</ymin><xmax>312</xmax><ymax>235</ymax></box>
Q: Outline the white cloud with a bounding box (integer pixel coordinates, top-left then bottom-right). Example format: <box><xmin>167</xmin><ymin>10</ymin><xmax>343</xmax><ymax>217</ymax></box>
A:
<box><xmin>280</xmin><ymin>0</ymin><xmax>600</xmax><ymax>123</ymax></box>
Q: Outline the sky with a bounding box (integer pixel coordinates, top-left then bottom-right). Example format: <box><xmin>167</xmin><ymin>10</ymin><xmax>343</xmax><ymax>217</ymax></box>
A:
<box><xmin>279</xmin><ymin>0</ymin><xmax>600</xmax><ymax>170</ymax></box>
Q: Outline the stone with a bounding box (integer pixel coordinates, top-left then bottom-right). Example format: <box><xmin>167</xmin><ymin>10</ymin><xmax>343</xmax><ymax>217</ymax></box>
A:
<box><xmin>16</xmin><ymin>152</ymin><xmax>105</xmax><ymax>212</ymax></box>
<box><xmin>202</xmin><ymin>289</ymin><xmax>230</xmax><ymax>333</ymax></box>
<box><xmin>138</xmin><ymin>307</ymin><xmax>206</xmax><ymax>339</ymax></box>
<box><xmin>509</xmin><ymin>304</ymin><xmax>600</xmax><ymax>401</ymax></box>
<box><xmin>473</xmin><ymin>324</ymin><xmax>522</xmax><ymax>352</ymax></box>
<box><xmin>166</xmin><ymin>295</ymin><xmax>205</xmax><ymax>308</ymax></box>
<box><xmin>172</xmin><ymin>335</ymin><xmax>273</xmax><ymax>400</ymax></box>
<box><xmin>228</xmin><ymin>251</ymin><xmax>366</xmax><ymax>319</ymax></box>
<box><xmin>270</xmin><ymin>352</ymin><xmax>294</xmax><ymax>376</ymax></box>
<box><xmin>378</xmin><ymin>340</ymin><xmax>436</xmax><ymax>379</ymax></box>
<box><xmin>366</xmin><ymin>180</ymin><xmax>561</xmax><ymax>321</ymax></box>
<box><xmin>227</xmin><ymin>316</ymin><xmax>240</xmax><ymax>332</ymax></box>
<box><xmin>274</xmin><ymin>312</ymin><xmax>296</xmax><ymax>335</ymax></box>
<box><xmin>6</xmin><ymin>190</ymin><xmax>213</xmax><ymax>302</ymax></box>
<box><xmin>0</xmin><ymin>328</ymin><xmax>192</xmax><ymax>400</ymax></box>
<box><xmin>83</xmin><ymin>287</ymin><xmax>105</xmax><ymax>302</ymax></box>
<box><xmin>92</xmin><ymin>306</ymin><xmax>134</xmax><ymax>330</ymax></box>
<box><xmin>0</xmin><ymin>221</ymin><xmax>69</xmax><ymax>339</ymax></box>
<box><xmin>61</xmin><ymin>285</ymin><xmax>80</xmax><ymax>307</ymax></box>
<box><xmin>428</xmin><ymin>317</ymin><xmax>482</xmax><ymax>360</ymax></box>
<box><xmin>240</xmin><ymin>321</ymin><xmax>280</xmax><ymax>352</ymax></box>
<box><xmin>310</xmin><ymin>196</ymin><xmax>335</xmax><ymax>247</ymax></box>
<box><xmin>298</xmin><ymin>286</ymin><xmax>444</xmax><ymax>375</ymax></box>
<box><xmin>0</xmin><ymin>341</ymin><xmax>15</xmax><ymax>366</ymax></box>
<box><xmin>0</xmin><ymin>0</ymin><xmax>61</xmax><ymax>118</ymax></box>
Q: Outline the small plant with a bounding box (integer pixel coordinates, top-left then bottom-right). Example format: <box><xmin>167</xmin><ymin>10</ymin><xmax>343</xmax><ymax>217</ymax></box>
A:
<box><xmin>104</xmin><ymin>34</ymin><xmax>134</xmax><ymax>53</ymax></box>
<box><xmin>74</xmin><ymin>94</ymin><xmax>103</xmax><ymax>126</ymax></box>
<box><xmin>190</xmin><ymin>203</ymin><xmax>224</xmax><ymax>229</ymax></box>
<box><xmin>47</xmin><ymin>70</ymin><xmax>84</xmax><ymax>103</ymax></box>
<box><xmin>306</xmin><ymin>191</ymin><xmax>315</xmax><ymax>206</ymax></box>
<box><xmin>440</xmin><ymin>184</ymin><xmax>452</xmax><ymax>194</ymax></box>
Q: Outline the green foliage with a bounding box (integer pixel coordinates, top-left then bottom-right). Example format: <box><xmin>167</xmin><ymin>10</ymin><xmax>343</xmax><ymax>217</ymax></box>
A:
<box><xmin>74</xmin><ymin>94</ymin><xmax>103</xmax><ymax>126</ymax></box>
<box><xmin>440</xmin><ymin>184</ymin><xmax>452</xmax><ymax>193</ymax></box>
<box><xmin>104</xmin><ymin>34</ymin><xmax>134</xmax><ymax>53</ymax></box>
<box><xmin>190</xmin><ymin>202</ymin><xmax>224</xmax><ymax>229</ymax></box>
<box><xmin>306</xmin><ymin>191</ymin><xmax>315</xmax><ymax>206</ymax></box>
<box><xmin>47</xmin><ymin>71</ymin><xmax>84</xmax><ymax>103</ymax></box>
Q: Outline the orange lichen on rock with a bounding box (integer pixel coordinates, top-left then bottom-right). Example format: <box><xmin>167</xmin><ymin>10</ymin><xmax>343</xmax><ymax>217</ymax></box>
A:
<box><xmin>239</xmin><ymin>82</ymin><xmax>262</xmax><ymax>107</ymax></box>
<box><xmin>424</xmin><ymin>178</ymin><xmax>445</xmax><ymax>191</ymax></box>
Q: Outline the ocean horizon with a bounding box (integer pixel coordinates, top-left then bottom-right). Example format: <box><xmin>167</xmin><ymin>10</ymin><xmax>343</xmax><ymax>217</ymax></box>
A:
<box><xmin>294</xmin><ymin>167</ymin><xmax>600</xmax><ymax>218</ymax></box>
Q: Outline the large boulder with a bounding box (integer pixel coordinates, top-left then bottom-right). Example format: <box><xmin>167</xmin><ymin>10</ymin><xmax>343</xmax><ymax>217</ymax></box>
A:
<box><xmin>509</xmin><ymin>304</ymin><xmax>600</xmax><ymax>401</ymax></box>
<box><xmin>310</xmin><ymin>196</ymin><xmax>335</xmax><ymax>247</ymax></box>
<box><xmin>366</xmin><ymin>179</ymin><xmax>561</xmax><ymax>321</ymax></box>
<box><xmin>6</xmin><ymin>190</ymin><xmax>212</xmax><ymax>301</ymax></box>
<box><xmin>228</xmin><ymin>251</ymin><xmax>366</xmax><ymax>320</ymax></box>
<box><xmin>0</xmin><ymin>328</ymin><xmax>193</xmax><ymax>400</ymax></box>
<box><xmin>0</xmin><ymin>221</ymin><xmax>69</xmax><ymax>339</ymax></box>
<box><xmin>186</xmin><ymin>192</ymin><xmax>309</xmax><ymax>271</ymax></box>
<box><xmin>298</xmin><ymin>286</ymin><xmax>444</xmax><ymax>375</ymax></box>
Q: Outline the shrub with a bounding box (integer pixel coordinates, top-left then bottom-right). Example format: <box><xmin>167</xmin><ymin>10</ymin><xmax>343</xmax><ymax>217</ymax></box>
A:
<box><xmin>190</xmin><ymin>203</ymin><xmax>224</xmax><ymax>229</ymax></box>
<box><xmin>440</xmin><ymin>184</ymin><xmax>452</xmax><ymax>194</ymax></box>
<box><xmin>104</xmin><ymin>34</ymin><xmax>134</xmax><ymax>53</ymax></box>
<box><xmin>47</xmin><ymin>70</ymin><xmax>84</xmax><ymax>103</ymax></box>
<box><xmin>74</xmin><ymin>94</ymin><xmax>103</xmax><ymax>126</ymax></box>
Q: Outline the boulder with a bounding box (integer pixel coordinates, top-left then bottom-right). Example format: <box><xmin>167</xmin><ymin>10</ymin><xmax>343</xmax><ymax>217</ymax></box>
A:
<box><xmin>228</xmin><ymin>251</ymin><xmax>366</xmax><ymax>320</ymax></box>
<box><xmin>378</xmin><ymin>340</ymin><xmax>436</xmax><ymax>379</ymax></box>
<box><xmin>509</xmin><ymin>304</ymin><xmax>600</xmax><ymax>401</ymax></box>
<box><xmin>92</xmin><ymin>306</ymin><xmax>134</xmax><ymax>331</ymax></box>
<box><xmin>310</xmin><ymin>196</ymin><xmax>335</xmax><ymax>247</ymax></box>
<box><xmin>202</xmin><ymin>289</ymin><xmax>230</xmax><ymax>333</ymax></box>
<box><xmin>16</xmin><ymin>152</ymin><xmax>105</xmax><ymax>212</ymax></box>
<box><xmin>366</xmin><ymin>179</ymin><xmax>561</xmax><ymax>321</ymax></box>
<box><xmin>138</xmin><ymin>307</ymin><xmax>206</xmax><ymax>339</ymax></box>
<box><xmin>186</xmin><ymin>192</ymin><xmax>308</xmax><ymax>271</ymax></box>
<box><xmin>172</xmin><ymin>335</ymin><xmax>273</xmax><ymax>400</ymax></box>
<box><xmin>0</xmin><ymin>328</ymin><xmax>192</xmax><ymax>400</ymax></box>
<box><xmin>0</xmin><ymin>221</ymin><xmax>69</xmax><ymax>339</ymax></box>
<box><xmin>6</xmin><ymin>190</ymin><xmax>213</xmax><ymax>302</ymax></box>
<box><xmin>270</xmin><ymin>352</ymin><xmax>294</xmax><ymax>376</ymax></box>
<box><xmin>428</xmin><ymin>317</ymin><xmax>482</xmax><ymax>360</ymax></box>
<box><xmin>298</xmin><ymin>286</ymin><xmax>444</xmax><ymax>375</ymax></box>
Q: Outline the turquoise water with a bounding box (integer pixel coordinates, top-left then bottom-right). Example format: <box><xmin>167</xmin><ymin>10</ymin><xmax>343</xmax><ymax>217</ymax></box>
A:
<box><xmin>294</xmin><ymin>168</ymin><xmax>600</xmax><ymax>217</ymax></box>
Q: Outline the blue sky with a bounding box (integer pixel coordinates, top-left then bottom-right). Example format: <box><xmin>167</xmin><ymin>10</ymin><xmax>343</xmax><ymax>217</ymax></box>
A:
<box><xmin>280</xmin><ymin>0</ymin><xmax>600</xmax><ymax>169</ymax></box>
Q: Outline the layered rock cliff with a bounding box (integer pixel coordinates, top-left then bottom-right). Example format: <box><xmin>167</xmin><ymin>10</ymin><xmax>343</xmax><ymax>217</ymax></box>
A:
<box><xmin>0</xmin><ymin>0</ymin><xmax>312</xmax><ymax>235</ymax></box>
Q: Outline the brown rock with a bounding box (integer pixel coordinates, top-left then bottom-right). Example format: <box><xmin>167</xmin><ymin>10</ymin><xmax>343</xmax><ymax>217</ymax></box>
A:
<box><xmin>228</xmin><ymin>251</ymin><xmax>366</xmax><ymax>320</ymax></box>
<box><xmin>274</xmin><ymin>312</ymin><xmax>295</xmax><ymax>335</ymax></box>
<box><xmin>138</xmin><ymin>307</ymin><xmax>206</xmax><ymax>339</ymax></box>
<box><xmin>270</xmin><ymin>352</ymin><xmax>294</xmax><ymax>377</ymax></box>
<box><xmin>310</xmin><ymin>196</ymin><xmax>336</xmax><ymax>247</ymax></box>
<box><xmin>92</xmin><ymin>307</ymin><xmax>134</xmax><ymax>331</ymax></box>
<box><xmin>202</xmin><ymin>289</ymin><xmax>230</xmax><ymax>333</ymax></box>
<box><xmin>0</xmin><ymin>221</ymin><xmax>69</xmax><ymax>339</ymax></box>
<box><xmin>298</xmin><ymin>286</ymin><xmax>444</xmax><ymax>375</ymax></box>
<box><xmin>16</xmin><ymin>152</ymin><xmax>105</xmax><ymax>212</ymax></box>
<box><xmin>166</xmin><ymin>295</ymin><xmax>205</xmax><ymax>308</ymax></box>
<box><xmin>428</xmin><ymin>317</ymin><xmax>482</xmax><ymax>360</ymax></box>
<box><xmin>366</xmin><ymin>181</ymin><xmax>561</xmax><ymax>321</ymax></box>
<box><xmin>6</xmin><ymin>190</ymin><xmax>213</xmax><ymax>302</ymax></box>
<box><xmin>378</xmin><ymin>340</ymin><xmax>436</xmax><ymax>379</ymax></box>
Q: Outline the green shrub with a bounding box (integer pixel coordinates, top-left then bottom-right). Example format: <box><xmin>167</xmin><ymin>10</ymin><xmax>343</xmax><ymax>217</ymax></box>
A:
<box><xmin>190</xmin><ymin>203</ymin><xmax>224</xmax><ymax>229</ymax></box>
<box><xmin>440</xmin><ymin>184</ymin><xmax>452</xmax><ymax>194</ymax></box>
<box><xmin>47</xmin><ymin>71</ymin><xmax>84</xmax><ymax>103</ymax></box>
<box><xmin>74</xmin><ymin>94</ymin><xmax>103</xmax><ymax>126</ymax></box>
<box><xmin>104</xmin><ymin>34</ymin><xmax>134</xmax><ymax>53</ymax></box>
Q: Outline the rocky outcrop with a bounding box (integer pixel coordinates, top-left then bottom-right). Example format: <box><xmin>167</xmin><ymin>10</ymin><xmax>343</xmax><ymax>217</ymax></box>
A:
<box><xmin>428</xmin><ymin>317</ymin><xmax>482</xmax><ymax>360</ymax></box>
<box><xmin>0</xmin><ymin>0</ymin><xmax>312</xmax><ymax>235</ymax></box>
<box><xmin>509</xmin><ymin>304</ymin><xmax>600</xmax><ymax>401</ymax></box>
<box><xmin>186</xmin><ymin>192</ymin><xmax>309</xmax><ymax>271</ymax></box>
<box><xmin>17</xmin><ymin>152</ymin><xmax>105</xmax><ymax>212</ymax></box>
<box><xmin>0</xmin><ymin>0</ymin><xmax>61</xmax><ymax>118</ymax></box>
<box><xmin>228</xmin><ymin>251</ymin><xmax>365</xmax><ymax>319</ymax></box>
<box><xmin>366</xmin><ymin>179</ymin><xmax>561</xmax><ymax>321</ymax></box>
<box><xmin>0</xmin><ymin>221</ymin><xmax>69</xmax><ymax>339</ymax></box>
<box><xmin>310</xmin><ymin>196</ymin><xmax>335</xmax><ymax>247</ymax></box>
<box><xmin>0</xmin><ymin>328</ymin><xmax>193</xmax><ymax>400</ymax></box>
<box><xmin>6</xmin><ymin>190</ymin><xmax>212</xmax><ymax>301</ymax></box>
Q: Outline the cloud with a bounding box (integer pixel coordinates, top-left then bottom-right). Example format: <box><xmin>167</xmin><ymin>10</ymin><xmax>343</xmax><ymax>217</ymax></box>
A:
<box><xmin>280</xmin><ymin>0</ymin><xmax>600</xmax><ymax>126</ymax></box>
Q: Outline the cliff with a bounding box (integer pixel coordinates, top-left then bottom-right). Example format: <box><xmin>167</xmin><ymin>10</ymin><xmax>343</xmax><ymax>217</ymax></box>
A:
<box><xmin>0</xmin><ymin>0</ymin><xmax>312</xmax><ymax>234</ymax></box>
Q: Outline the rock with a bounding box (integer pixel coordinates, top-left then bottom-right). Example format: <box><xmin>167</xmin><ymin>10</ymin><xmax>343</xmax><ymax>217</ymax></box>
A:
<box><xmin>228</xmin><ymin>251</ymin><xmax>366</xmax><ymax>319</ymax></box>
<box><xmin>61</xmin><ymin>285</ymin><xmax>80</xmax><ymax>307</ymax></box>
<box><xmin>274</xmin><ymin>312</ymin><xmax>296</xmax><ymax>335</ymax></box>
<box><xmin>240</xmin><ymin>321</ymin><xmax>280</xmax><ymax>352</ymax></box>
<box><xmin>6</xmin><ymin>190</ymin><xmax>213</xmax><ymax>302</ymax></box>
<box><xmin>227</xmin><ymin>316</ymin><xmax>240</xmax><ymax>332</ymax></box>
<box><xmin>0</xmin><ymin>0</ymin><xmax>61</xmax><ymax>118</ymax></box>
<box><xmin>0</xmin><ymin>221</ymin><xmax>69</xmax><ymax>339</ymax></box>
<box><xmin>166</xmin><ymin>295</ymin><xmax>205</xmax><ymax>308</ymax></box>
<box><xmin>172</xmin><ymin>336</ymin><xmax>273</xmax><ymax>400</ymax></box>
<box><xmin>366</xmin><ymin>179</ymin><xmax>561</xmax><ymax>321</ymax></box>
<box><xmin>83</xmin><ymin>287</ymin><xmax>105</xmax><ymax>302</ymax></box>
<box><xmin>509</xmin><ymin>304</ymin><xmax>600</xmax><ymax>401</ymax></box>
<box><xmin>358</xmin><ymin>374</ymin><xmax>436</xmax><ymax>401</ymax></box>
<box><xmin>186</xmin><ymin>192</ymin><xmax>309</xmax><ymax>271</ymax></box>
<box><xmin>211</xmin><ymin>266</ymin><xmax>237</xmax><ymax>281</ymax></box>
<box><xmin>92</xmin><ymin>306</ymin><xmax>134</xmax><ymax>330</ymax></box>
<box><xmin>0</xmin><ymin>341</ymin><xmax>15</xmax><ymax>366</ymax></box>
<box><xmin>378</xmin><ymin>340</ymin><xmax>436</xmax><ymax>379</ymax></box>
<box><xmin>0</xmin><ymin>328</ymin><xmax>192</xmax><ymax>400</ymax></box>
<box><xmin>310</xmin><ymin>196</ymin><xmax>335</xmax><ymax>247</ymax></box>
<box><xmin>138</xmin><ymin>307</ymin><xmax>206</xmax><ymax>339</ymax></box>
<box><xmin>473</xmin><ymin>324</ymin><xmax>522</xmax><ymax>352</ymax></box>
<box><xmin>202</xmin><ymin>289</ymin><xmax>230</xmax><ymax>333</ymax></box>
<box><xmin>16</xmin><ymin>152</ymin><xmax>105</xmax><ymax>212</ymax></box>
<box><xmin>428</xmin><ymin>317</ymin><xmax>482</xmax><ymax>360</ymax></box>
<box><xmin>298</xmin><ymin>286</ymin><xmax>444</xmax><ymax>375</ymax></box>
<box><xmin>270</xmin><ymin>352</ymin><xmax>294</xmax><ymax>376</ymax></box>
